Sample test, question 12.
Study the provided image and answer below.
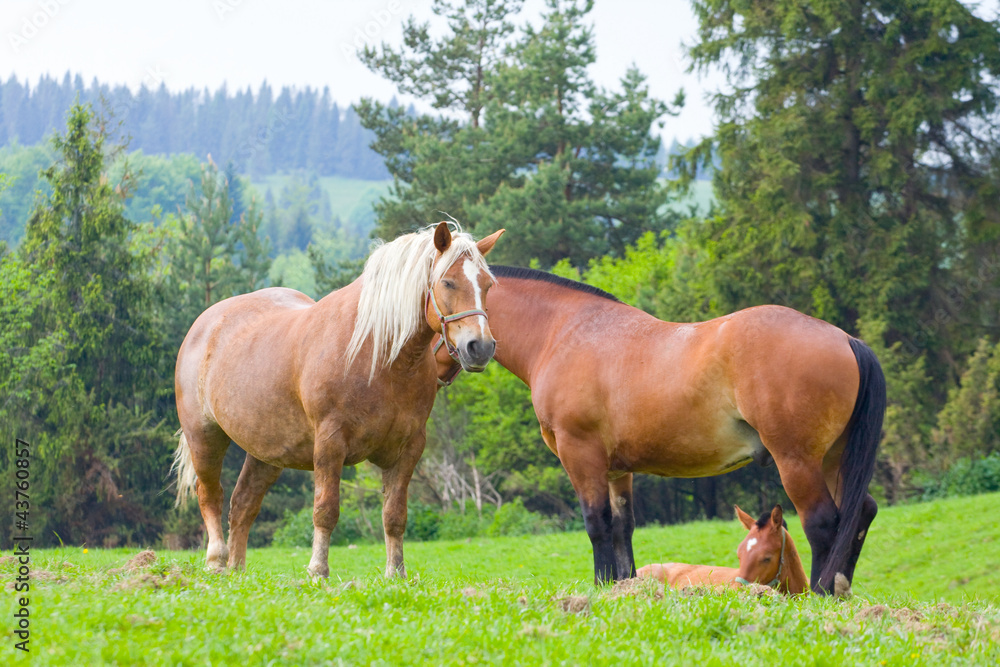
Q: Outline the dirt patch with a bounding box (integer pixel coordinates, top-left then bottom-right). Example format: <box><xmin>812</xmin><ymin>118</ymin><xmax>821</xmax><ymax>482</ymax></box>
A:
<box><xmin>4</xmin><ymin>569</ymin><xmax>69</xmax><ymax>589</ymax></box>
<box><xmin>891</xmin><ymin>608</ymin><xmax>924</xmax><ymax>624</ymax></box>
<box><xmin>737</xmin><ymin>583</ymin><xmax>780</xmax><ymax>598</ymax></box>
<box><xmin>854</xmin><ymin>604</ymin><xmax>889</xmax><ymax>621</ymax></box>
<box><xmin>112</xmin><ymin>567</ymin><xmax>189</xmax><ymax>592</ymax></box>
<box><xmin>0</xmin><ymin>556</ymin><xmax>16</xmax><ymax>566</ymax></box>
<box><xmin>462</xmin><ymin>587</ymin><xmax>484</xmax><ymax>599</ymax></box>
<box><xmin>108</xmin><ymin>550</ymin><xmax>157</xmax><ymax>575</ymax></box>
<box><xmin>554</xmin><ymin>595</ymin><xmax>591</xmax><ymax>614</ymax></box>
<box><xmin>605</xmin><ymin>577</ymin><xmax>664</xmax><ymax>600</ymax></box>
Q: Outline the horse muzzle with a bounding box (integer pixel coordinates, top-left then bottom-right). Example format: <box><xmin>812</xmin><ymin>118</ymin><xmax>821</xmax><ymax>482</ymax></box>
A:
<box><xmin>456</xmin><ymin>336</ymin><xmax>496</xmax><ymax>372</ymax></box>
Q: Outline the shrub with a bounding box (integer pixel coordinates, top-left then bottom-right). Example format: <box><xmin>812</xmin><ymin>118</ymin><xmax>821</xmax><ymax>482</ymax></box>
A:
<box><xmin>487</xmin><ymin>498</ymin><xmax>556</xmax><ymax>537</ymax></box>
<box><xmin>271</xmin><ymin>504</ymin><xmax>379</xmax><ymax>548</ymax></box>
<box><xmin>920</xmin><ymin>453</ymin><xmax>1000</xmax><ymax>501</ymax></box>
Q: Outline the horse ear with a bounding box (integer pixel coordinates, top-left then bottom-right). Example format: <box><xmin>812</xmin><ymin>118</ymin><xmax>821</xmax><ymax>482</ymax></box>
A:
<box><xmin>771</xmin><ymin>504</ymin><xmax>783</xmax><ymax>528</ymax></box>
<box><xmin>735</xmin><ymin>505</ymin><xmax>754</xmax><ymax>530</ymax></box>
<box><xmin>476</xmin><ymin>229</ymin><xmax>505</xmax><ymax>257</ymax></box>
<box><xmin>434</xmin><ymin>222</ymin><xmax>452</xmax><ymax>253</ymax></box>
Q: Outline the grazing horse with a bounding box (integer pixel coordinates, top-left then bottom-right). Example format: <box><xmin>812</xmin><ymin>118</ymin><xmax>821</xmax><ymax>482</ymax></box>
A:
<box><xmin>435</xmin><ymin>266</ymin><xmax>885</xmax><ymax>593</ymax></box>
<box><xmin>637</xmin><ymin>505</ymin><xmax>809</xmax><ymax>596</ymax></box>
<box><xmin>173</xmin><ymin>222</ymin><xmax>504</xmax><ymax>578</ymax></box>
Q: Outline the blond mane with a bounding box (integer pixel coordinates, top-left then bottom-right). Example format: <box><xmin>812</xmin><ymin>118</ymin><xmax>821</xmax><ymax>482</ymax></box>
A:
<box><xmin>345</xmin><ymin>223</ymin><xmax>493</xmax><ymax>380</ymax></box>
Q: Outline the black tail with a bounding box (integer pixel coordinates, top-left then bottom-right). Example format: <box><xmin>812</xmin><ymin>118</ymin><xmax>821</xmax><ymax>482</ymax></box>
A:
<box><xmin>819</xmin><ymin>338</ymin><xmax>886</xmax><ymax>588</ymax></box>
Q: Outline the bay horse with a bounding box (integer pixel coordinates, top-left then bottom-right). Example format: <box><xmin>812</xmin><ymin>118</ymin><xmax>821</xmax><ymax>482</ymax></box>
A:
<box><xmin>637</xmin><ymin>505</ymin><xmax>809</xmax><ymax>596</ymax></box>
<box><xmin>173</xmin><ymin>222</ymin><xmax>504</xmax><ymax>578</ymax></box>
<box><xmin>435</xmin><ymin>266</ymin><xmax>885</xmax><ymax>593</ymax></box>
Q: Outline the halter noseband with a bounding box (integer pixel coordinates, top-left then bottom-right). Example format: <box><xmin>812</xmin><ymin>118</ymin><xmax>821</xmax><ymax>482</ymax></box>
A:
<box><xmin>427</xmin><ymin>285</ymin><xmax>487</xmax><ymax>387</ymax></box>
<box><xmin>735</xmin><ymin>527</ymin><xmax>786</xmax><ymax>589</ymax></box>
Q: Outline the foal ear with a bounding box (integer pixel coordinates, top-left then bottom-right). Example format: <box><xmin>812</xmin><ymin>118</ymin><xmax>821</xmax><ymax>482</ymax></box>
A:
<box><xmin>434</xmin><ymin>221</ymin><xmax>452</xmax><ymax>253</ymax></box>
<box><xmin>735</xmin><ymin>505</ymin><xmax>754</xmax><ymax>530</ymax></box>
<box><xmin>476</xmin><ymin>228</ymin><xmax>505</xmax><ymax>257</ymax></box>
<box><xmin>771</xmin><ymin>504</ymin><xmax>783</xmax><ymax>528</ymax></box>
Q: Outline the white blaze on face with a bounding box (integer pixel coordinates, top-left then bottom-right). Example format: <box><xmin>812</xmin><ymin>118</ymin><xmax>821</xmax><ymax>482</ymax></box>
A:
<box><xmin>746</xmin><ymin>538</ymin><xmax>758</xmax><ymax>553</ymax></box>
<box><xmin>462</xmin><ymin>258</ymin><xmax>487</xmax><ymax>334</ymax></box>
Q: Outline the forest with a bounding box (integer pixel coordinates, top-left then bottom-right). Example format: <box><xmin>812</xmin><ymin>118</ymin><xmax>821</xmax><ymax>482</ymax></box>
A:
<box><xmin>1</xmin><ymin>0</ymin><xmax>999</xmax><ymax>550</ymax></box>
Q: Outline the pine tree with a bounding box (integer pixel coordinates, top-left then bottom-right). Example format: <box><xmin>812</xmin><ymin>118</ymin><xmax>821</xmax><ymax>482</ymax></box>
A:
<box><xmin>358</xmin><ymin>0</ymin><xmax>678</xmax><ymax>266</ymax></box>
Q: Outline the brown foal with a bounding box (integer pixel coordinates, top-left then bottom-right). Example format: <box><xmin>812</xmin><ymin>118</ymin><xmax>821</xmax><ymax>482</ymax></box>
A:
<box><xmin>637</xmin><ymin>505</ymin><xmax>809</xmax><ymax>595</ymax></box>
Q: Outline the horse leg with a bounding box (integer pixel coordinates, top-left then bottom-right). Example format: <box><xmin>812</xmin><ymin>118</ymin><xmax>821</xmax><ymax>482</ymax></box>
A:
<box><xmin>380</xmin><ymin>433</ymin><xmax>425</xmax><ymax>579</ymax></box>
<box><xmin>186</xmin><ymin>425</ymin><xmax>231</xmax><ymax>570</ymax></box>
<box><xmin>823</xmin><ymin>445</ymin><xmax>878</xmax><ymax>585</ymax></box>
<box><xmin>773</xmin><ymin>455</ymin><xmax>840</xmax><ymax>593</ymax></box>
<box><xmin>556</xmin><ymin>435</ymin><xmax>616</xmax><ymax>585</ymax></box>
<box><xmin>609</xmin><ymin>473</ymin><xmax>636</xmax><ymax>579</ymax></box>
<box><xmin>308</xmin><ymin>430</ymin><xmax>347</xmax><ymax>579</ymax></box>
<box><xmin>227</xmin><ymin>453</ymin><xmax>283</xmax><ymax>570</ymax></box>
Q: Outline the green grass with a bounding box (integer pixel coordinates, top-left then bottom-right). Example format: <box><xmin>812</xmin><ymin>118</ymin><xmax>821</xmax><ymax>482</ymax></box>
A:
<box><xmin>3</xmin><ymin>493</ymin><xmax>999</xmax><ymax>664</ymax></box>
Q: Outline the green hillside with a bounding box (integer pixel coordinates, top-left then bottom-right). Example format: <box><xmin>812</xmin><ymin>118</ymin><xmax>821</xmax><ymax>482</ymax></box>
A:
<box><xmin>6</xmin><ymin>493</ymin><xmax>998</xmax><ymax>664</ymax></box>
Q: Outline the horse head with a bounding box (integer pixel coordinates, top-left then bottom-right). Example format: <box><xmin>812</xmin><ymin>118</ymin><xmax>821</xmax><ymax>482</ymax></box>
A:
<box><xmin>426</xmin><ymin>222</ymin><xmax>504</xmax><ymax>373</ymax></box>
<box><xmin>734</xmin><ymin>504</ymin><xmax>787</xmax><ymax>589</ymax></box>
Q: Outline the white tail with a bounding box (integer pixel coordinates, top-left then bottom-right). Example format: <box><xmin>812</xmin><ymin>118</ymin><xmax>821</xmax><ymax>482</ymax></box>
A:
<box><xmin>171</xmin><ymin>429</ymin><xmax>198</xmax><ymax>507</ymax></box>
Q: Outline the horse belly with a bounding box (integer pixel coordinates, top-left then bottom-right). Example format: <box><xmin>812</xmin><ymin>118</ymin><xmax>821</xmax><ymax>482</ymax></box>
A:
<box><xmin>628</xmin><ymin>415</ymin><xmax>765</xmax><ymax>478</ymax></box>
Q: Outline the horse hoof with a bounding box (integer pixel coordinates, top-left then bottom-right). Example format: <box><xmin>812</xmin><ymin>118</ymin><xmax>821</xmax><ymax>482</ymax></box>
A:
<box><xmin>833</xmin><ymin>573</ymin><xmax>852</xmax><ymax>598</ymax></box>
<box><xmin>307</xmin><ymin>564</ymin><xmax>329</xmax><ymax>579</ymax></box>
<box><xmin>384</xmin><ymin>565</ymin><xmax>406</xmax><ymax>579</ymax></box>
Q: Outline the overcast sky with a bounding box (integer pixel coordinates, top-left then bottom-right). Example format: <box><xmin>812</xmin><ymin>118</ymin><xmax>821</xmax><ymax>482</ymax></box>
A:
<box><xmin>2</xmin><ymin>0</ymin><xmax>998</xmax><ymax>143</ymax></box>
<box><xmin>1</xmin><ymin>0</ymin><xmax>719</xmax><ymax>141</ymax></box>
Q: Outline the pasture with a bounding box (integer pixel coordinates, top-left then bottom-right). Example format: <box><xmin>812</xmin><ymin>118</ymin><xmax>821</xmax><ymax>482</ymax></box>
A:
<box><xmin>4</xmin><ymin>492</ymin><xmax>998</xmax><ymax>665</ymax></box>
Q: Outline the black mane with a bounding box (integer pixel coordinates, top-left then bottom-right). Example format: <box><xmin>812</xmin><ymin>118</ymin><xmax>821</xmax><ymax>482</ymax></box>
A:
<box><xmin>491</xmin><ymin>265</ymin><xmax>621</xmax><ymax>303</ymax></box>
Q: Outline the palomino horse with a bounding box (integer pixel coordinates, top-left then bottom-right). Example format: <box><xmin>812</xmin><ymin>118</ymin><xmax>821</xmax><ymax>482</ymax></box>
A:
<box><xmin>637</xmin><ymin>505</ymin><xmax>809</xmax><ymax>596</ymax></box>
<box><xmin>174</xmin><ymin>223</ymin><xmax>504</xmax><ymax>578</ymax></box>
<box><xmin>435</xmin><ymin>266</ymin><xmax>885</xmax><ymax>593</ymax></box>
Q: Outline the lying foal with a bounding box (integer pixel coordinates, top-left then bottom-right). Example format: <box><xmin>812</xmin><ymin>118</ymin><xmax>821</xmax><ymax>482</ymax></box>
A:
<box><xmin>637</xmin><ymin>505</ymin><xmax>809</xmax><ymax>595</ymax></box>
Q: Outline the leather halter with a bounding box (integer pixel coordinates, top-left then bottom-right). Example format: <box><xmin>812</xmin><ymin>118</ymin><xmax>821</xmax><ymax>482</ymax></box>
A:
<box><xmin>735</xmin><ymin>527</ymin><xmax>786</xmax><ymax>589</ymax></box>
<box><xmin>427</xmin><ymin>284</ymin><xmax>486</xmax><ymax>387</ymax></box>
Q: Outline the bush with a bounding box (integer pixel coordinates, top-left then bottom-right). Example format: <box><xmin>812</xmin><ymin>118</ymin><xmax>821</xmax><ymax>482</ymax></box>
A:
<box><xmin>487</xmin><ymin>498</ymin><xmax>557</xmax><ymax>537</ymax></box>
<box><xmin>405</xmin><ymin>502</ymin><xmax>442</xmax><ymax>542</ymax></box>
<box><xmin>271</xmin><ymin>503</ymin><xmax>380</xmax><ymax>548</ymax></box>
<box><xmin>920</xmin><ymin>453</ymin><xmax>1000</xmax><ymax>501</ymax></box>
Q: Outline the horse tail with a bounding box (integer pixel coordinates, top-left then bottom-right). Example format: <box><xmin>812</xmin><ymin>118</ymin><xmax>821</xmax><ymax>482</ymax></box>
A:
<box><xmin>820</xmin><ymin>337</ymin><xmax>886</xmax><ymax>588</ymax></box>
<box><xmin>171</xmin><ymin>428</ymin><xmax>198</xmax><ymax>507</ymax></box>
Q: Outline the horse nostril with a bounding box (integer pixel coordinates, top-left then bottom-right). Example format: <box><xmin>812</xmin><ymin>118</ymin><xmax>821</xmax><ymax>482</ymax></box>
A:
<box><xmin>467</xmin><ymin>339</ymin><xmax>480</xmax><ymax>357</ymax></box>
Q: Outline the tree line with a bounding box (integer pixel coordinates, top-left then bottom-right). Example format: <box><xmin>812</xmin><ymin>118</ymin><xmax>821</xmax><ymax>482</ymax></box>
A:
<box><xmin>0</xmin><ymin>73</ymin><xmax>389</xmax><ymax>180</ymax></box>
<box><xmin>2</xmin><ymin>0</ymin><xmax>1000</xmax><ymax>550</ymax></box>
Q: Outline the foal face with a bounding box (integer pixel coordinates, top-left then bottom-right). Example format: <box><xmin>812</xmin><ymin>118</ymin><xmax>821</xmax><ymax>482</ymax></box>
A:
<box><xmin>735</xmin><ymin>505</ymin><xmax>784</xmax><ymax>586</ymax></box>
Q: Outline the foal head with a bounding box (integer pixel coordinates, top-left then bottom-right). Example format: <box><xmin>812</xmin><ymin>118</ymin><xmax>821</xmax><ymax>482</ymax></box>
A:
<box><xmin>426</xmin><ymin>222</ymin><xmax>504</xmax><ymax>372</ymax></box>
<box><xmin>734</xmin><ymin>504</ymin><xmax>788</xmax><ymax>589</ymax></box>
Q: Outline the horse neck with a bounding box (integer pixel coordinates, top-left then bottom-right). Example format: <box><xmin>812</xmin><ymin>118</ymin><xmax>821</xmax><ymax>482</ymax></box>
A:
<box><xmin>487</xmin><ymin>278</ymin><xmax>603</xmax><ymax>384</ymax></box>
<box><xmin>779</xmin><ymin>531</ymin><xmax>810</xmax><ymax>595</ymax></box>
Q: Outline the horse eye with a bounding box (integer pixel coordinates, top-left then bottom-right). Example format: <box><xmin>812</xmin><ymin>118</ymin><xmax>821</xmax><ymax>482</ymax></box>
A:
<box><xmin>762</xmin><ymin>556</ymin><xmax>772</xmax><ymax>563</ymax></box>
<box><xmin>443</xmin><ymin>280</ymin><xmax>456</xmax><ymax>290</ymax></box>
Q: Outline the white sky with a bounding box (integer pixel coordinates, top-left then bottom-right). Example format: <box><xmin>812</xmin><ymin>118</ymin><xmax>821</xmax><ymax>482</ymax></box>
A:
<box><xmin>0</xmin><ymin>0</ymin><xmax>717</xmax><ymax>142</ymax></box>
<box><xmin>2</xmin><ymin>1</ymin><xmax>998</xmax><ymax>143</ymax></box>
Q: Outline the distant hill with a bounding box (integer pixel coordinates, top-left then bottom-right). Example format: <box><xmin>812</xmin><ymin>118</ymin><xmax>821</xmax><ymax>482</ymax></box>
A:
<box><xmin>0</xmin><ymin>73</ymin><xmax>391</xmax><ymax>180</ymax></box>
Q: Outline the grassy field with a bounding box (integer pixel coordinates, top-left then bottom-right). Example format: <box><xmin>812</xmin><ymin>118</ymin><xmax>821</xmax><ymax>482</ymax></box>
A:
<box><xmin>3</xmin><ymin>493</ymin><xmax>999</xmax><ymax>664</ymax></box>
